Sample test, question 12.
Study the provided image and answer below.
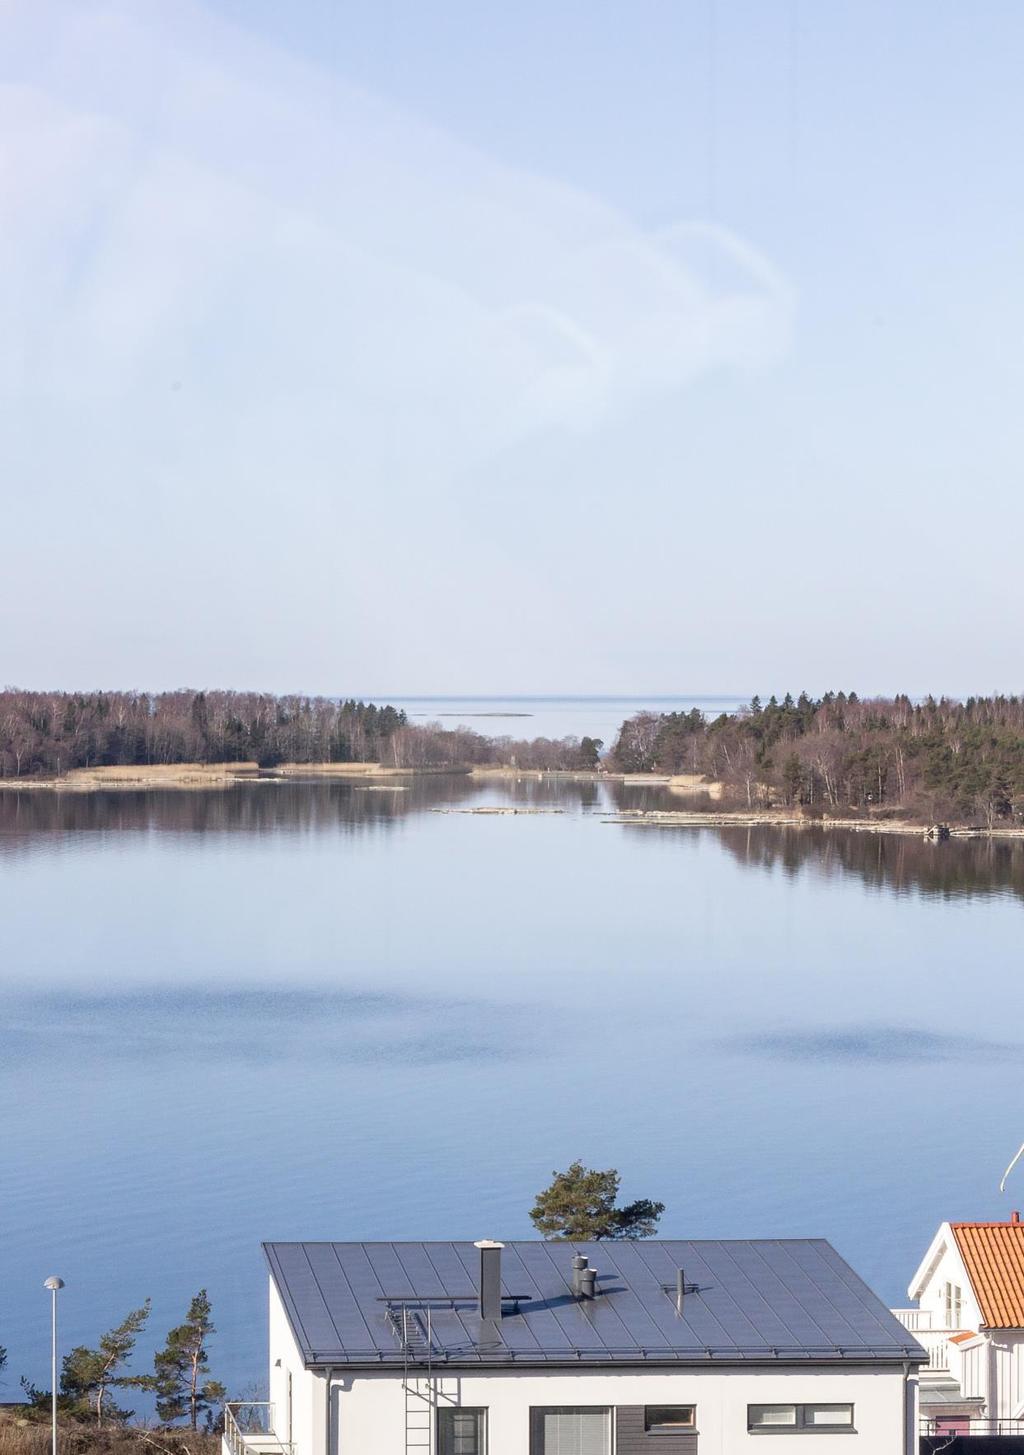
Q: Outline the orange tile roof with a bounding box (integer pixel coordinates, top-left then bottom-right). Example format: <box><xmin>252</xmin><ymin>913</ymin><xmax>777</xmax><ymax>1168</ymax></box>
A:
<box><xmin>949</xmin><ymin>1331</ymin><xmax>977</xmax><ymax>1345</ymax></box>
<box><xmin>953</xmin><ymin>1221</ymin><xmax>1024</xmax><ymax>1328</ymax></box>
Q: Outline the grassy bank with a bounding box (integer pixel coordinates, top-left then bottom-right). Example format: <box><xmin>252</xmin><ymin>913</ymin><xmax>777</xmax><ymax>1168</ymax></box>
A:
<box><xmin>0</xmin><ymin>1424</ymin><xmax>219</xmax><ymax>1455</ymax></box>
<box><xmin>0</xmin><ymin>762</ymin><xmax>395</xmax><ymax>791</ymax></box>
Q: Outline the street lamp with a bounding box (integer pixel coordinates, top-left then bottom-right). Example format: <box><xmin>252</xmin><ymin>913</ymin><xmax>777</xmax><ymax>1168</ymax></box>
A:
<box><xmin>43</xmin><ymin>1278</ymin><xmax>64</xmax><ymax>1455</ymax></box>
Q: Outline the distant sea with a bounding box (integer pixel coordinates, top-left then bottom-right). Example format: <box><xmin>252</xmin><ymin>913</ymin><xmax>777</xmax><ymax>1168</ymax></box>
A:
<box><xmin>363</xmin><ymin>695</ymin><xmax>748</xmax><ymax>745</ymax></box>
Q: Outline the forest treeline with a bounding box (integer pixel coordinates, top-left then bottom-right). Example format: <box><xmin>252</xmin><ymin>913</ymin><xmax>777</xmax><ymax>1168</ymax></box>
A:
<box><xmin>0</xmin><ymin>691</ymin><xmax>405</xmax><ymax>774</ymax></box>
<box><xmin>0</xmin><ymin>690</ymin><xmax>602</xmax><ymax>778</ymax></box>
<box><xmin>610</xmin><ymin>692</ymin><xmax>1024</xmax><ymax>825</ymax></box>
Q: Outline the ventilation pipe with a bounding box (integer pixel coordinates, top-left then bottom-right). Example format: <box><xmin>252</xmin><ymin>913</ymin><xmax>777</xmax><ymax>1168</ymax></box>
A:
<box><xmin>578</xmin><ymin>1266</ymin><xmax>598</xmax><ymax>1299</ymax></box>
<box><xmin>474</xmin><ymin>1240</ymin><xmax>504</xmax><ymax>1322</ymax></box>
<box><xmin>571</xmin><ymin>1253</ymin><xmax>589</xmax><ymax>1296</ymax></box>
<box><xmin>676</xmin><ymin>1268</ymin><xmax>686</xmax><ymax>1312</ymax></box>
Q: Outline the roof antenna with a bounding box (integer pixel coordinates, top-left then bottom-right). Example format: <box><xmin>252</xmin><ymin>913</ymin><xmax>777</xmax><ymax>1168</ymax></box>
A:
<box><xmin>1000</xmin><ymin>1141</ymin><xmax>1024</xmax><ymax>1194</ymax></box>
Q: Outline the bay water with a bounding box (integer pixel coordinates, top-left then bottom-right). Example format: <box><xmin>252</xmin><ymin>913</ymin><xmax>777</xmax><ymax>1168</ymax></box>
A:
<box><xmin>2</xmin><ymin>756</ymin><xmax>1022</xmax><ymax>1403</ymax></box>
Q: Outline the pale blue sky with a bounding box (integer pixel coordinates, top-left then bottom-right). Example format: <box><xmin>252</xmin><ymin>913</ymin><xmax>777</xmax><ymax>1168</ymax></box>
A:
<box><xmin>3</xmin><ymin>1</ymin><xmax>1022</xmax><ymax>695</ymax></box>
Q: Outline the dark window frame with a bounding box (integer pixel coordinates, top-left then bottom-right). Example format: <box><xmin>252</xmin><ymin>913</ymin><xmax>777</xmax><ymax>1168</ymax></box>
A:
<box><xmin>643</xmin><ymin>1405</ymin><xmax>698</xmax><ymax>1434</ymax></box>
<box><xmin>747</xmin><ymin>1403</ymin><xmax>855</xmax><ymax>1434</ymax></box>
<box><xmin>437</xmin><ymin>1406</ymin><xmax>487</xmax><ymax>1455</ymax></box>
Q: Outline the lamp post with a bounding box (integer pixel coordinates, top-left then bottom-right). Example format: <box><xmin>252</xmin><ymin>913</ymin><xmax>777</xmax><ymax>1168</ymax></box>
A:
<box><xmin>43</xmin><ymin>1278</ymin><xmax>64</xmax><ymax>1455</ymax></box>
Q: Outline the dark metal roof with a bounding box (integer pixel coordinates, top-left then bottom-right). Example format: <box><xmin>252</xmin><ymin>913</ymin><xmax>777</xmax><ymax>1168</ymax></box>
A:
<box><xmin>263</xmin><ymin>1240</ymin><xmax>927</xmax><ymax>1369</ymax></box>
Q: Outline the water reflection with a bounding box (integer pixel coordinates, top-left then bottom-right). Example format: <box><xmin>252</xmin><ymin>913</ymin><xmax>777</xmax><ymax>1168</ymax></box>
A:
<box><xmin>4</xmin><ymin>779</ymin><xmax>1024</xmax><ymax>902</ymax></box>
<box><xmin>0</xmin><ymin>772</ymin><xmax>478</xmax><ymax>842</ymax></box>
<box><xmin>713</xmin><ymin>823</ymin><xmax>1024</xmax><ymax>902</ymax></box>
<box><xmin>0</xmin><ymin>772</ymin><xmax>648</xmax><ymax>839</ymax></box>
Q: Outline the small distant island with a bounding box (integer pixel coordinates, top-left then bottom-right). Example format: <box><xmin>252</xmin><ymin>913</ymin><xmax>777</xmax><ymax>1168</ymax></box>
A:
<box><xmin>2</xmin><ymin>688</ymin><xmax>1024</xmax><ymax>832</ymax></box>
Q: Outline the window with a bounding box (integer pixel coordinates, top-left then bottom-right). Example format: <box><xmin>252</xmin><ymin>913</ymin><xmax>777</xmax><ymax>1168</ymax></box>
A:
<box><xmin>530</xmin><ymin>1407</ymin><xmax>611</xmax><ymax>1455</ymax></box>
<box><xmin>438</xmin><ymin>1408</ymin><xmax>486</xmax><ymax>1455</ymax></box>
<box><xmin>801</xmin><ymin>1407</ymin><xmax>854</xmax><ymax>1429</ymax></box>
<box><xmin>748</xmin><ymin>1407</ymin><xmax>797</xmax><ymax>1430</ymax></box>
<box><xmin>748</xmin><ymin>1404</ymin><xmax>854</xmax><ymax>1433</ymax></box>
<box><xmin>644</xmin><ymin>1407</ymin><xmax>697</xmax><ymax>1434</ymax></box>
<box><xmin>944</xmin><ymin>1281</ymin><xmax>963</xmax><ymax>1326</ymax></box>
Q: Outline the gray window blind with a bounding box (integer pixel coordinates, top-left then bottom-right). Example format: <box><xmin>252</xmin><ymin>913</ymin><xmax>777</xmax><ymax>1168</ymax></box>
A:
<box><xmin>531</xmin><ymin>1407</ymin><xmax>611</xmax><ymax>1455</ymax></box>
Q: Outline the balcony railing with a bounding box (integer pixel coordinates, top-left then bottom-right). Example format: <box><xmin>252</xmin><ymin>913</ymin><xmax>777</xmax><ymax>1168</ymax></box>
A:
<box><xmin>921</xmin><ymin>1417</ymin><xmax>1024</xmax><ymax>1436</ymax></box>
<box><xmin>892</xmin><ymin>1307</ymin><xmax>936</xmax><ymax>1331</ymax></box>
<box><xmin>891</xmin><ymin>1309</ymin><xmax>968</xmax><ymax>1370</ymax></box>
<box><xmin>223</xmin><ymin>1403</ymin><xmax>293</xmax><ymax>1455</ymax></box>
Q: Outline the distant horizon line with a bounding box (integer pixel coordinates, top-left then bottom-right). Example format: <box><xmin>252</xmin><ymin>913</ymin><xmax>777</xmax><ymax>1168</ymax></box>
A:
<box><xmin>357</xmin><ymin>693</ymin><xmax>749</xmax><ymax>701</ymax></box>
<box><xmin>5</xmin><ymin>687</ymin><xmax>1011</xmax><ymax>702</ymax></box>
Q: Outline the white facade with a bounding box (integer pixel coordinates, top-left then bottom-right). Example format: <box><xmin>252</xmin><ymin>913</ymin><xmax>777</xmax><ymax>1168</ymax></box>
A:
<box><xmin>265</xmin><ymin>1280</ymin><xmax>916</xmax><ymax>1455</ymax></box>
<box><xmin>893</xmin><ymin>1219</ymin><xmax>1024</xmax><ymax>1434</ymax></box>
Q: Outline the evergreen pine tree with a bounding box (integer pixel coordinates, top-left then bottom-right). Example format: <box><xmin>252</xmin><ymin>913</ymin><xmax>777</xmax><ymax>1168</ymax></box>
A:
<box><xmin>60</xmin><ymin>1300</ymin><xmax>152</xmax><ymax>1426</ymax></box>
<box><xmin>578</xmin><ymin>737</ymin><xmax>603</xmax><ymax>770</ymax></box>
<box><xmin>530</xmin><ymin>1161</ymin><xmax>664</xmax><ymax>1240</ymax></box>
<box><xmin>153</xmin><ymin>1290</ymin><xmax>226</xmax><ymax>1430</ymax></box>
<box><xmin>781</xmin><ymin>753</ymin><xmax>803</xmax><ymax>805</ymax></box>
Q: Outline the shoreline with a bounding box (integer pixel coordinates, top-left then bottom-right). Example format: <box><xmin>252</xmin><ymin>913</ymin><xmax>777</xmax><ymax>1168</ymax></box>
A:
<box><xmin>0</xmin><ymin>763</ymin><xmax>677</xmax><ymax>792</ymax></box>
<box><xmin>0</xmin><ymin>762</ymin><xmax>476</xmax><ymax>792</ymax></box>
<box><xmin>1</xmin><ymin>762</ymin><xmax>1020</xmax><ymax>838</ymax></box>
<box><xmin>601</xmin><ymin>809</ymin><xmax>1024</xmax><ymax>839</ymax></box>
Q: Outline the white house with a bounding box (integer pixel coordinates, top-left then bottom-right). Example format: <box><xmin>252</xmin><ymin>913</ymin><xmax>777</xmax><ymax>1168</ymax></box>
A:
<box><xmin>224</xmin><ymin>1238</ymin><xmax>925</xmax><ymax>1455</ymax></box>
<box><xmin>892</xmin><ymin>1212</ymin><xmax>1024</xmax><ymax>1438</ymax></box>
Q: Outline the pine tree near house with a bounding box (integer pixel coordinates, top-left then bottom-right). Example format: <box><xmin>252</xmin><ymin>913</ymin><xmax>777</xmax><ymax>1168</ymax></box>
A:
<box><xmin>153</xmin><ymin>1290</ymin><xmax>226</xmax><ymax>1430</ymax></box>
<box><xmin>60</xmin><ymin>1300</ymin><xmax>152</xmax><ymax>1426</ymax></box>
<box><xmin>530</xmin><ymin>1161</ymin><xmax>664</xmax><ymax>1241</ymax></box>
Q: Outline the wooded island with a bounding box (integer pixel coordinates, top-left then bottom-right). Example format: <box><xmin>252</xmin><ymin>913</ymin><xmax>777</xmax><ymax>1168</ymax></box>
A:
<box><xmin>2</xmin><ymin>688</ymin><xmax>1023</xmax><ymax>827</ymax></box>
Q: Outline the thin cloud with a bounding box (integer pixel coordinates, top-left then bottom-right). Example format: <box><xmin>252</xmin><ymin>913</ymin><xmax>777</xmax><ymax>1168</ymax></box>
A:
<box><xmin>0</xmin><ymin>0</ymin><xmax>795</xmax><ymax>688</ymax></box>
<box><xmin>2</xmin><ymin>0</ymin><xmax>793</xmax><ymax>466</ymax></box>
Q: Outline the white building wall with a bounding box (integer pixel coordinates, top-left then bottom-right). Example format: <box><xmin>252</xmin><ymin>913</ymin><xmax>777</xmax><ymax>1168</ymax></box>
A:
<box><xmin>322</xmin><ymin>1365</ymin><xmax>910</xmax><ymax>1455</ymax></box>
<box><xmin>995</xmin><ymin>1341</ymin><xmax>1010</xmax><ymax>1420</ymax></box>
<box><xmin>959</xmin><ymin>1342</ymin><xmax>984</xmax><ymax>1401</ymax></box>
<box><xmin>1013</xmin><ymin>1337</ymin><xmax>1024</xmax><ymax>1419</ymax></box>
<box><xmin>990</xmin><ymin>1332</ymin><xmax>1024</xmax><ymax>1421</ymax></box>
<box><xmin>269</xmin><ymin>1277</ymin><xmax>320</xmax><ymax>1455</ymax></box>
<box><xmin>914</xmin><ymin>1240</ymin><xmax>982</xmax><ymax>1333</ymax></box>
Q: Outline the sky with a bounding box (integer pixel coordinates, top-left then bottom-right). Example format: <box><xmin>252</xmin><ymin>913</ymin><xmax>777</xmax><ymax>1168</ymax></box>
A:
<box><xmin>2</xmin><ymin>0</ymin><xmax>1023</xmax><ymax>697</ymax></box>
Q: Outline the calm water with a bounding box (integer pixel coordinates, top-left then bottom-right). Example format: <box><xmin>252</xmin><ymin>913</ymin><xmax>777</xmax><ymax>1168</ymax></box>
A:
<box><xmin>2</xmin><ymin>771</ymin><xmax>1023</xmax><ymax>1404</ymax></box>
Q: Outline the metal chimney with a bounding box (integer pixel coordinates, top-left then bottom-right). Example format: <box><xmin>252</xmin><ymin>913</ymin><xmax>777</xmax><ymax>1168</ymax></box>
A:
<box><xmin>579</xmin><ymin>1266</ymin><xmax>598</xmax><ymax>1300</ymax></box>
<box><xmin>571</xmin><ymin>1253</ymin><xmax>589</xmax><ymax>1296</ymax></box>
<box><xmin>474</xmin><ymin>1240</ymin><xmax>504</xmax><ymax>1322</ymax></box>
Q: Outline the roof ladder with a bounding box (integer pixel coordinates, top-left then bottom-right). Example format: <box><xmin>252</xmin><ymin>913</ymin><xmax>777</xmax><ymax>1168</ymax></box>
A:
<box><xmin>390</xmin><ymin>1305</ymin><xmax>434</xmax><ymax>1455</ymax></box>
